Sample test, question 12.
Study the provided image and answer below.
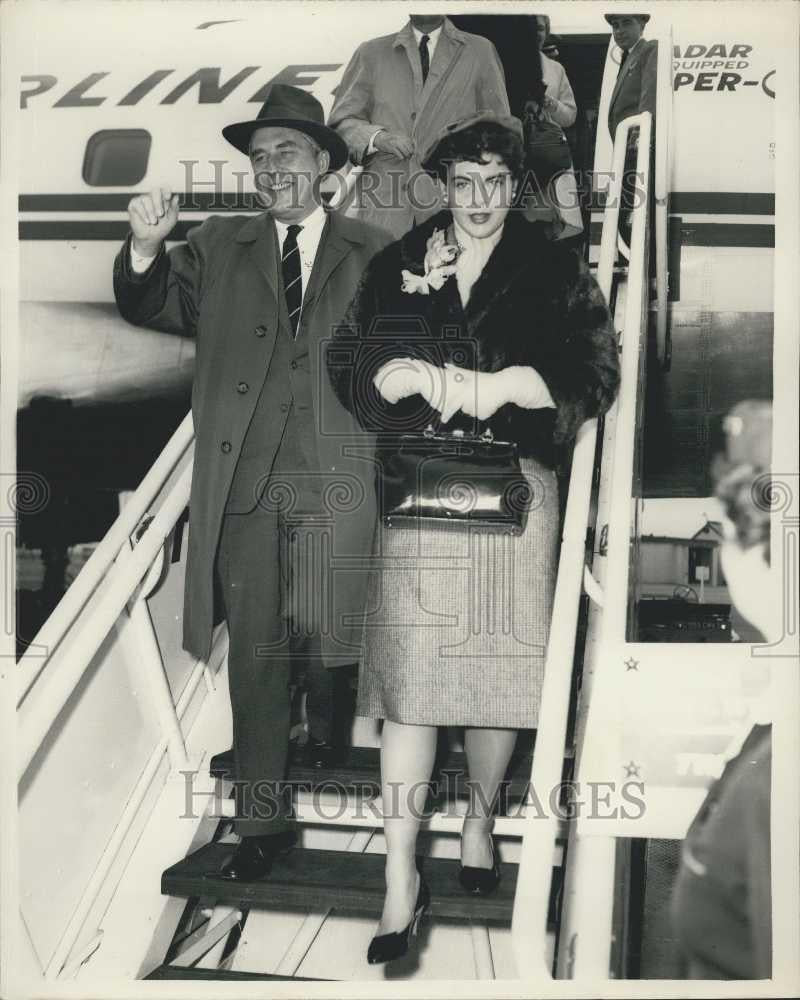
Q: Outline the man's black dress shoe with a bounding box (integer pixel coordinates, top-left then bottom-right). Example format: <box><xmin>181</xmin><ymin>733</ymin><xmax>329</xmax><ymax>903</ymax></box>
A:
<box><xmin>218</xmin><ymin>829</ymin><xmax>297</xmax><ymax>881</ymax></box>
<box><xmin>367</xmin><ymin>878</ymin><xmax>430</xmax><ymax>965</ymax></box>
<box><xmin>302</xmin><ymin>737</ymin><xmax>346</xmax><ymax>769</ymax></box>
<box><xmin>458</xmin><ymin>834</ymin><xmax>501</xmax><ymax>895</ymax></box>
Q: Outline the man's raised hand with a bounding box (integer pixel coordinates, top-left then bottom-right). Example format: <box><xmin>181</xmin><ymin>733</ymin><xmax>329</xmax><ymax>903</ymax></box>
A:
<box><xmin>128</xmin><ymin>187</ymin><xmax>180</xmax><ymax>255</ymax></box>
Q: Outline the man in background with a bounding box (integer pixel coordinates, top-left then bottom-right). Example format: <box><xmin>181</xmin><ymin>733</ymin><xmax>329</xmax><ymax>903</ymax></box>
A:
<box><xmin>605</xmin><ymin>13</ymin><xmax>658</xmax><ymax>256</ymax></box>
<box><xmin>329</xmin><ymin>12</ymin><xmax>510</xmax><ymax>238</ymax></box>
<box><xmin>606</xmin><ymin>13</ymin><xmax>657</xmax><ymax>141</ymax></box>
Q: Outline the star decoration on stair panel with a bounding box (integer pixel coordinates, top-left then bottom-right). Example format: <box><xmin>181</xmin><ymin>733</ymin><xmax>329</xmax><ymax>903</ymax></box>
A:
<box><xmin>624</xmin><ymin>657</ymin><xmax>639</xmax><ymax>671</ymax></box>
<box><xmin>623</xmin><ymin>761</ymin><xmax>641</xmax><ymax>779</ymax></box>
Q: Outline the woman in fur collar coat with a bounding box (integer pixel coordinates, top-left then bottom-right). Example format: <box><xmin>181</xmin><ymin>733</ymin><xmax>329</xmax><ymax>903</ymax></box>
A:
<box><xmin>327</xmin><ymin>114</ymin><xmax>619</xmax><ymax>965</ymax></box>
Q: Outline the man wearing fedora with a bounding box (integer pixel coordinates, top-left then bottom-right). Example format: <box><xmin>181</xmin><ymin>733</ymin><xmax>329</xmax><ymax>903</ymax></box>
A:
<box><xmin>114</xmin><ymin>85</ymin><xmax>390</xmax><ymax>879</ymax></box>
<box><xmin>606</xmin><ymin>13</ymin><xmax>657</xmax><ymax>142</ymax></box>
<box><xmin>605</xmin><ymin>13</ymin><xmax>658</xmax><ymax>256</ymax></box>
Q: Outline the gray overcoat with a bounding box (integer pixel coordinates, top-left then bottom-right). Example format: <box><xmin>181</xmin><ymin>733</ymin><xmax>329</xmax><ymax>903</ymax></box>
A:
<box><xmin>114</xmin><ymin>210</ymin><xmax>390</xmax><ymax>662</ymax></box>
<box><xmin>329</xmin><ymin>17</ymin><xmax>510</xmax><ymax>238</ymax></box>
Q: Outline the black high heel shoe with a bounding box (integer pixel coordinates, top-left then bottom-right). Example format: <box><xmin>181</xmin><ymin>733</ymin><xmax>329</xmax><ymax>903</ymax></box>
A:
<box><xmin>367</xmin><ymin>877</ymin><xmax>430</xmax><ymax>965</ymax></box>
<box><xmin>459</xmin><ymin>834</ymin><xmax>501</xmax><ymax>895</ymax></box>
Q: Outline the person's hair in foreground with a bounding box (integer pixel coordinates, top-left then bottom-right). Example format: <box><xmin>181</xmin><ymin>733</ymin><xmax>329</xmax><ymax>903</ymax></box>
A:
<box><xmin>712</xmin><ymin>399</ymin><xmax>772</xmax><ymax>562</ymax></box>
<box><xmin>670</xmin><ymin>398</ymin><xmax>774</xmax><ymax>981</ymax></box>
<box><xmin>422</xmin><ymin>120</ymin><xmax>525</xmax><ymax>186</ymax></box>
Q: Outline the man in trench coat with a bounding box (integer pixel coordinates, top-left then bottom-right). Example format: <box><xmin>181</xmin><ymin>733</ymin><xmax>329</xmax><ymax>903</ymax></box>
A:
<box><xmin>114</xmin><ymin>86</ymin><xmax>389</xmax><ymax>878</ymax></box>
<box><xmin>329</xmin><ymin>12</ymin><xmax>510</xmax><ymax>239</ymax></box>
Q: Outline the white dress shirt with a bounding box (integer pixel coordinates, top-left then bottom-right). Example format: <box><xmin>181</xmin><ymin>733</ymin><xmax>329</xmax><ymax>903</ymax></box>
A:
<box><xmin>273</xmin><ymin>204</ymin><xmax>327</xmax><ymax>301</ymax></box>
<box><xmin>411</xmin><ymin>23</ymin><xmax>442</xmax><ymax>61</ymax></box>
<box><xmin>130</xmin><ymin>205</ymin><xmax>328</xmax><ymax>307</ymax></box>
<box><xmin>130</xmin><ymin>243</ymin><xmax>159</xmax><ymax>272</ymax></box>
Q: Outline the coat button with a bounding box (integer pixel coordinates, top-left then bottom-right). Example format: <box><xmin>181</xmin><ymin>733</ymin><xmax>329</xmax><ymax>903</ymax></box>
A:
<box><xmin>290</xmin><ymin>360</ymin><xmax>298</xmax><ymax>370</ymax></box>
<box><xmin>237</xmin><ymin>381</ymin><xmax>249</xmax><ymax>394</ymax></box>
<box><xmin>280</xmin><ymin>403</ymin><xmax>289</xmax><ymax>412</ymax></box>
<box><xmin>221</xmin><ymin>440</ymin><xmax>232</xmax><ymax>453</ymax></box>
<box><xmin>411</xmin><ymin>111</ymin><xmax>417</xmax><ymax>120</ymax></box>
<box><xmin>254</xmin><ymin>325</ymin><xmax>267</xmax><ymax>337</ymax></box>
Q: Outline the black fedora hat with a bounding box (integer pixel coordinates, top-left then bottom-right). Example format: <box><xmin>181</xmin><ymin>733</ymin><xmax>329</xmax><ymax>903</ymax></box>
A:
<box><xmin>222</xmin><ymin>84</ymin><xmax>348</xmax><ymax>170</ymax></box>
<box><xmin>604</xmin><ymin>13</ymin><xmax>650</xmax><ymax>25</ymax></box>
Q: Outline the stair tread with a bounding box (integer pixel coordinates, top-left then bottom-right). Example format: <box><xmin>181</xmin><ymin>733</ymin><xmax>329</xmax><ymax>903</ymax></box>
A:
<box><xmin>210</xmin><ymin>744</ymin><xmax>535</xmax><ymax>801</ymax></box>
<box><xmin>163</xmin><ymin>844</ymin><xmax>519</xmax><ymax>921</ymax></box>
<box><xmin>146</xmin><ymin>964</ymin><xmax>327</xmax><ymax>981</ymax></box>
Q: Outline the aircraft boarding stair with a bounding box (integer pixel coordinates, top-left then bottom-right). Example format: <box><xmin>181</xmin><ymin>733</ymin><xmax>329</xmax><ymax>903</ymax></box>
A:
<box><xmin>13</xmin><ymin>33</ymin><xmax>673</xmax><ymax>984</ymax></box>
<box><xmin>149</xmin><ymin>742</ymin><xmax>565</xmax><ymax>981</ymax></box>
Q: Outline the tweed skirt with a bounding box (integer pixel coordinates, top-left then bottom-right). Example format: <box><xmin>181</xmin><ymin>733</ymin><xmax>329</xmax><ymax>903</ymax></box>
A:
<box><xmin>356</xmin><ymin>457</ymin><xmax>559</xmax><ymax>728</ymax></box>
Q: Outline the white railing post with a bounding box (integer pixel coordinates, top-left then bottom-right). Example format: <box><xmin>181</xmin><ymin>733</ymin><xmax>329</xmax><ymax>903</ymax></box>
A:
<box><xmin>116</xmin><ymin>531</ymin><xmax>188</xmax><ymax>771</ymax></box>
<box><xmin>598</xmin><ymin>115</ymin><xmax>651</xmax><ymax>647</ymax></box>
<box><xmin>654</xmin><ymin>29</ymin><xmax>674</xmax><ymax>367</ymax></box>
<box><xmin>510</xmin><ymin>114</ymin><xmax>652</xmax><ymax>981</ymax></box>
<box><xmin>560</xmin><ymin>114</ymin><xmax>653</xmax><ymax>983</ymax></box>
<box><xmin>17</xmin><ymin>412</ymin><xmax>194</xmax><ymax>705</ymax></box>
<box><xmin>17</xmin><ymin>461</ymin><xmax>193</xmax><ymax>780</ymax></box>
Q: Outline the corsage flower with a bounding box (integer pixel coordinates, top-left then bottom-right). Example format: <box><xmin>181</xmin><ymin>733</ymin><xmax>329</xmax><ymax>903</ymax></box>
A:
<box><xmin>401</xmin><ymin>228</ymin><xmax>459</xmax><ymax>295</ymax></box>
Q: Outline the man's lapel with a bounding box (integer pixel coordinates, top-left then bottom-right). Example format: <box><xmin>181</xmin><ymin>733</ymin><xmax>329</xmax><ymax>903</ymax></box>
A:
<box><xmin>609</xmin><ymin>40</ymin><xmax>640</xmax><ymax>110</ymax></box>
<box><xmin>301</xmin><ymin>214</ymin><xmax>353</xmax><ymax>318</ymax></box>
<box><xmin>393</xmin><ymin>21</ymin><xmax>427</xmax><ymax>96</ymax></box>
<box><xmin>419</xmin><ymin>19</ymin><xmax>465</xmax><ymax>114</ymax></box>
<box><xmin>235</xmin><ymin>213</ymin><xmax>280</xmax><ymax>304</ymax></box>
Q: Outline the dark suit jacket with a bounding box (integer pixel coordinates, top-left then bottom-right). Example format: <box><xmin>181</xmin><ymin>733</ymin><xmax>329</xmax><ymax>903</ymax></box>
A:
<box><xmin>114</xmin><ymin>210</ymin><xmax>389</xmax><ymax>660</ymax></box>
<box><xmin>608</xmin><ymin>37</ymin><xmax>658</xmax><ymax>140</ymax></box>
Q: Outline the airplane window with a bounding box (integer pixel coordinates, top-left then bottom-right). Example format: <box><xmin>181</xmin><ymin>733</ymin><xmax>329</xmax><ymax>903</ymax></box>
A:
<box><xmin>82</xmin><ymin>129</ymin><xmax>151</xmax><ymax>186</ymax></box>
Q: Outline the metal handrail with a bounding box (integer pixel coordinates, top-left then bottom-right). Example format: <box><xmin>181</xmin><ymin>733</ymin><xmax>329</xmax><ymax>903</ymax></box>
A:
<box><xmin>42</xmin><ymin>631</ymin><xmax>228</xmax><ymax>980</ymax></box>
<box><xmin>17</xmin><ymin>412</ymin><xmax>195</xmax><ymax>778</ymax></box>
<box><xmin>510</xmin><ymin>113</ymin><xmax>652</xmax><ymax>980</ymax></box>
<box><xmin>598</xmin><ymin>114</ymin><xmax>652</xmax><ymax>648</ymax></box>
<box><xmin>654</xmin><ymin>29</ymin><xmax>674</xmax><ymax>366</ymax></box>
<box><xmin>17</xmin><ymin>461</ymin><xmax>193</xmax><ymax>778</ymax></box>
<box><xmin>562</xmin><ymin>114</ymin><xmax>653</xmax><ymax>982</ymax></box>
<box><xmin>17</xmin><ymin>411</ymin><xmax>194</xmax><ymax>704</ymax></box>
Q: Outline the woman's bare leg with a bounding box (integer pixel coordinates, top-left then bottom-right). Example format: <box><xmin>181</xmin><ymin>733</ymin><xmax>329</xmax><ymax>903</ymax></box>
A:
<box><xmin>461</xmin><ymin>727</ymin><xmax>518</xmax><ymax>867</ymax></box>
<box><xmin>376</xmin><ymin>720</ymin><xmax>437</xmax><ymax>933</ymax></box>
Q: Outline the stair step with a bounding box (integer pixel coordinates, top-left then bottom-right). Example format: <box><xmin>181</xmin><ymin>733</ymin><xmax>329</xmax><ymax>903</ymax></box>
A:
<box><xmin>162</xmin><ymin>844</ymin><xmax>548</xmax><ymax>923</ymax></box>
<box><xmin>146</xmin><ymin>964</ymin><xmax>327</xmax><ymax>981</ymax></box>
<box><xmin>210</xmin><ymin>743</ymin><xmax>536</xmax><ymax>803</ymax></box>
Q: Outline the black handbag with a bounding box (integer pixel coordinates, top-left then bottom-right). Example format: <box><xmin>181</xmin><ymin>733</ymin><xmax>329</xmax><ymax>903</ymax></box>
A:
<box><xmin>523</xmin><ymin>101</ymin><xmax>573</xmax><ymax>191</ymax></box>
<box><xmin>381</xmin><ymin>425</ymin><xmax>531</xmax><ymax>534</ymax></box>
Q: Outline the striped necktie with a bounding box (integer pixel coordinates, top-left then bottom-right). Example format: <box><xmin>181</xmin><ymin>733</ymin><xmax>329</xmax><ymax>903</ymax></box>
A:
<box><xmin>281</xmin><ymin>223</ymin><xmax>303</xmax><ymax>336</ymax></box>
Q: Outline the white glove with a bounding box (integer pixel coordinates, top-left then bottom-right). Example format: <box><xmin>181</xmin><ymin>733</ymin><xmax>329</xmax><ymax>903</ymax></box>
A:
<box><xmin>442</xmin><ymin>365</ymin><xmax>508</xmax><ymax>421</ymax></box>
<box><xmin>498</xmin><ymin>366</ymin><xmax>556</xmax><ymax>410</ymax></box>
<box><xmin>373</xmin><ymin>357</ymin><xmax>440</xmax><ymax>404</ymax></box>
<box><xmin>440</xmin><ymin>364</ymin><xmax>555</xmax><ymax>421</ymax></box>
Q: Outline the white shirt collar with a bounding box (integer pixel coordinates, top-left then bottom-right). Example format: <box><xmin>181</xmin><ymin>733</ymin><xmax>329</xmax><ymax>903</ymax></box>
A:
<box><xmin>273</xmin><ymin>204</ymin><xmax>326</xmax><ymax>244</ymax></box>
<box><xmin>412</xmin><ymin>23</ymin><xmax>442</xmax><ymax>56</ymax></box>
<box><xmin>273</xmin><ymin>204</ymin><xmax>327</xmax><ymax>305</ymax></box>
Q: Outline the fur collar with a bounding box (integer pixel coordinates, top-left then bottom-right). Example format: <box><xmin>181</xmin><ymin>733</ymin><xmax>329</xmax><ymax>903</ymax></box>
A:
<box><xmin>396</xmin><ymin>209</ymin><xmax>551</xmax><ymax>333</ymax></box>
<box><xmin>398</xmin><ymin>209</ymin><xmax>544</xmax><ymax>272</ymax></box>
